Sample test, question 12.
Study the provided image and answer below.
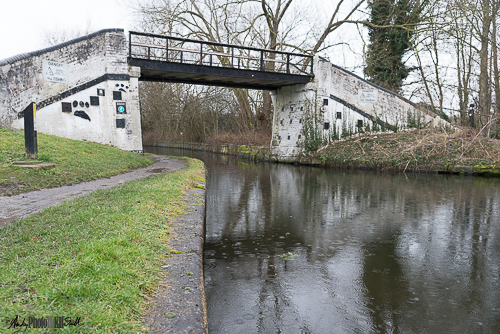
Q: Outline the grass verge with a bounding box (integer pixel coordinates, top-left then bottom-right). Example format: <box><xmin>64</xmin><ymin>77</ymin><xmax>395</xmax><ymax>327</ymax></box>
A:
<box><xmin>0</xmin><ymin>157</ymin><xmax>204</xmax><ymax>333</ymax></box>
<box><xmin>0</xmin><ymin>129</ymin><xmax>154</xmax><ymax>196</ymax></box>
<box><xmin>313</xmin><ymin>128</ymin><xmax>500</xmax><ymax>173</ymax></box>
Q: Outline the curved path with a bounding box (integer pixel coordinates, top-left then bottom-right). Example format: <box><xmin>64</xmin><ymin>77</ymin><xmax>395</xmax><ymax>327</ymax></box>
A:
<box><xmin>0</xmin><ymin>156</ymin><xmax>184</xmax><ymax>228</ymax></box>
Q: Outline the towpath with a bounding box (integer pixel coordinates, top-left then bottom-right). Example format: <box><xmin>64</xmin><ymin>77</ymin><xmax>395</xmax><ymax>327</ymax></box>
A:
<box><xmin>0</xmin><ymin>155</ymin><xmax>184</xmax><ymax>228</ymax></box>
<box><xmin>0</xmin><ymin>154</ymin><xmax>208</xmax><ymax>332</ymax></box>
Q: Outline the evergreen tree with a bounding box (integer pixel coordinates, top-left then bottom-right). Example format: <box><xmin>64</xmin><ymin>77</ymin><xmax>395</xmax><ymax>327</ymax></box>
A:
<box><xmin>364</xmin><ymin>0</ymin><xmax>422</xmax><ymax>92</ymax></box>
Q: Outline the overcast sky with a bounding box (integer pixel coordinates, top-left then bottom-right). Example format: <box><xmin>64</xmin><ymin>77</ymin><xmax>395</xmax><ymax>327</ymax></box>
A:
<box><xmin>0</xmin><ymin>0</ymin><xmax>135</xmax><ymax>60</ymax></box>
<box><xmin>0</xmin><ymin>1</ymin><xmax>354</xmax><ymax>59</ymax></box>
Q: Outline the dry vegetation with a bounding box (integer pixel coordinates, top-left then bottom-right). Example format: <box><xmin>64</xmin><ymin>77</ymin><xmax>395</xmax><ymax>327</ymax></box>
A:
<box><xmin>203</xmin><ymin>129</ymin><xmax>272</xmax><ymax>147</ymax></box>
<box><xmin>314</xmin><ymin>127</ymin><xmax>500</xmax><ymax>173</ymax></box>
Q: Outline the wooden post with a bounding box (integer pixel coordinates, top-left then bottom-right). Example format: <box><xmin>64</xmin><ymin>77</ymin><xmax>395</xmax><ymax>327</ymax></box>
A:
<box><xmin>23</xmin><ymin>102</ymin><xmax>38</xmax><ymax>159</ymax></box>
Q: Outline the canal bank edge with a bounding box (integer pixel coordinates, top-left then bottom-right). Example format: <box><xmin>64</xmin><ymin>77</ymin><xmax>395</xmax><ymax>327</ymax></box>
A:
<box><xmin>153</xmin><ymin>141</ymin><xmax>322</xmax><ymax>166</ymax></box>
<box><xmin>154</xmin><ymin>141</ymin><xmax>280</xmax><ymax>163</ymax></box>
<box><xmin>152</xmin><ymin>141</ymin><xmax>500</xmax><ymax>176</ymax></box>
<box><xmin>143</xmin><ymin>172</ymin><xmax>208</xmax><ymax>334</ymax></box>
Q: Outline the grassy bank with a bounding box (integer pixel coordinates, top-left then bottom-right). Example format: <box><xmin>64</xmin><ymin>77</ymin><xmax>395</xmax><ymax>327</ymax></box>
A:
<box><xmin>0</xmin><ymin>128</ymin><xmax>154</xmax><ymax>196</ymax></box>
<box><xmin>313</xmin><ymin>128</ymin><xmax>500</xmax><ymax>174</ymax></box>
<box><xmin>0</xmin><ymin>156</ymin><xmax>204</xmax><ymax>333</ymax></box>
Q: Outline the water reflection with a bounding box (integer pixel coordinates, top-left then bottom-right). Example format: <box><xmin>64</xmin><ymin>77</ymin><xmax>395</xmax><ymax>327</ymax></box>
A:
<box><xmin>146</xmin><ymin>147</ymin><xmax>500</xmax><ymax>333</ymax></box>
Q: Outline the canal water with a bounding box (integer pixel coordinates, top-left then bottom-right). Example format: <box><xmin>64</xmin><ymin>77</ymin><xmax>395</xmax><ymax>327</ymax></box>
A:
<box><xmin>146</xmin><ymin>147</ymin><xmax>500</xmax><ymax>333</ymax></box>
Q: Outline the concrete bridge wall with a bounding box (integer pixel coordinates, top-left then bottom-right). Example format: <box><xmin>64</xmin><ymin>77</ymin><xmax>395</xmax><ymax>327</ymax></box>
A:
<box><xmin>0</xmin><ymin>29</ymin><xmax>143</xmax><ymax>152</ymax></box>
<box><xmin>271</xmin><ymin>57</ymin><xmax>449</xmax><ymax>160</ymax></box>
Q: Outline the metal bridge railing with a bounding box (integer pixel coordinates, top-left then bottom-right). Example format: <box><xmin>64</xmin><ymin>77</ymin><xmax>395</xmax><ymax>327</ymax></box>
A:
<box><xmin>128</xmin><ymin>31</ymin><xmax>313</xmax><ymax>76</ymax></box>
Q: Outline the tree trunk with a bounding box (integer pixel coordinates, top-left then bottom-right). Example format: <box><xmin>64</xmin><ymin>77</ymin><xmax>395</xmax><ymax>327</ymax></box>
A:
<box><xmin>478</xmin><ymin>0</ymin><xmax>492</xmax><ymax>115</ymax></box>
<box><xmin>260</xmin><ymin>2</ymin><xmax>281</xmax><ymax>132</ymax></box>
<box><xmin>261</xmin><ymin>91</ymin><xmax>273</xmax><ymax>131</ymax></box>
<box><xmin>493</xmin><ymin>19</ymin><xmax>500</xmax><ymax>116</ymax></box>
<box><xmin>232</xmin><ymin>88</ymin><xmax>254</xmax><ymax>131</ymax></box>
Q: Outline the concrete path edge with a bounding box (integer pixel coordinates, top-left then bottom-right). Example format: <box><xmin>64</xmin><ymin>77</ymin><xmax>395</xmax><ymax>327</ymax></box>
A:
<box><xmin>143</xmin><ymin>170</ymin><xmax>208</xmax><ymax>333</ymax></box>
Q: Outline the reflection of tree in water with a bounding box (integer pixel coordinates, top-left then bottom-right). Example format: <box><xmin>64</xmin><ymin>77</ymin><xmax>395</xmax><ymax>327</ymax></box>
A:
<box><xmin>208</xmin><ymin>154</ymin><xmax>500</xmax><ymax>332</ymax></box>
<box><xmin>222</xmin><ymin>162</ymin><xmax>273</xmax><ymax>239</ymax></box>
<box><xmin>362</xmin><ymin>235</ymin><xmax>409</xmax><ymax>333</ymax></box>
<box><xmin>207</xmin><ymin>161</ymin><xmax>309</xmax><ymax>330</ymax></box>
<box><xmin>254</xmin><ymin>256</ymin><xmax>297</xmax><ymax>334</ymax></box>
<box><xmin>149</xmin><ymin>148</ymin><xmax>500</xmax><ymax>333</ymax></box>
<box><xmin>360</xmin><ymin>176</ymin><xmax>500</xmax><ymax>333</ymax></box>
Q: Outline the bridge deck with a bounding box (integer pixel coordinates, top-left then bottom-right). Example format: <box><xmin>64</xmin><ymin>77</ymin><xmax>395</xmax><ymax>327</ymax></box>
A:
<box><xmin>128</xmin><ymin>31</ymin><xmax>313</xmax><ymax>90</ymax></box>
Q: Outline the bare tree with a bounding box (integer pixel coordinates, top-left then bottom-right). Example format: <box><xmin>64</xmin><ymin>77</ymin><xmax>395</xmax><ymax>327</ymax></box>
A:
<box><xmin>257</xmin><ymin>0</ymin><xmax>294</xmax><ymax>130</ymax></box>
<box><xmin>138</xmin><ymin>0</ymin><xmax>260</xmax><ymax>129</ymax></box>
<box><xmin>140</xmin><ymin>81</ymin><xmax>243</xmax><ymax>144</ymax></box>
<box><xmin>448</xmin><ymin>0</ymin><xmax>500</xmax><ymax>116</ymax></box>
<box><xmin>398</xmin><ymin>0</ymin><xmax>500</xmax><ymax>127</ymax></box>
<box><xmin>492</xmin><ymin>17</ymin><xmax>500</xmax><ymax>115</ymax></box>
<box><xmin>134</xmin><ymin>0</ymin><xmax>375</xmax><ymax>135</ymax></box>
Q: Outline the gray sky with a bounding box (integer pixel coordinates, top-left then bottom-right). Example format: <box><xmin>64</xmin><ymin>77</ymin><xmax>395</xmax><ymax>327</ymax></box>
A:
<box><xmin>0</xmin><ymin>0</ymin><xmax>135</xmax><ymax>60</ymax></box>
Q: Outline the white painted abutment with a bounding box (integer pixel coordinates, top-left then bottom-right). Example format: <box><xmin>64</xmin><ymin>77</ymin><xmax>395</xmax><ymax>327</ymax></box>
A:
<box><xmin>0</xmin><ymin>29</ymin><xmax>143</xmax><ymax>153</ymax></box>
<box><xmin>270</xmin><ymin>56</ymin><xmax>449</xmax><ymax>161</ymax></box>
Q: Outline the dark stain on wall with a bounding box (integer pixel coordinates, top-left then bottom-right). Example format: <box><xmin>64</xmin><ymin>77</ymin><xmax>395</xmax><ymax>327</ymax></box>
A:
<box><xmin>74</xmin><ymin>110</ymin><xmax>91</xmax><ymax>121</ymax></box>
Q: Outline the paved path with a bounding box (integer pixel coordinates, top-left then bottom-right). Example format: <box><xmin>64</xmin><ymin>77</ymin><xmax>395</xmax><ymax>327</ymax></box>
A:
<box><xmin>0</xmin><ymin>156</ymin><xmax>184</xmax><ymax>228</ymax></box>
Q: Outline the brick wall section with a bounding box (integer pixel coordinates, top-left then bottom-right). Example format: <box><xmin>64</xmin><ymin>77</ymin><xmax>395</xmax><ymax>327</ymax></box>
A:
<box><xmin>317</xmin><ymin>58</ymin><xmax>446</xmax><ymax>128</ymax></box>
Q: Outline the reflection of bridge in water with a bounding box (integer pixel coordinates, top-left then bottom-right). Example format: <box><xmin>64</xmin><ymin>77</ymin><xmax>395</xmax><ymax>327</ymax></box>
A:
<box><xmin>128</xmin><ymin>31</ymin><xmax>313</xmax><ymax>90</ymax></box>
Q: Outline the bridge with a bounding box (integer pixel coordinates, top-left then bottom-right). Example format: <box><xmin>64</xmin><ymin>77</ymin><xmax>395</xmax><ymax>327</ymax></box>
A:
<box><xmin>0</xmin><ymin>29</ymin><xmax>448</xmax><ymax>159</ymax></box>
<box><xmin>128</xmin><ymin>31</ymin><xmax>313</xmax><ymax>90</ymax></box>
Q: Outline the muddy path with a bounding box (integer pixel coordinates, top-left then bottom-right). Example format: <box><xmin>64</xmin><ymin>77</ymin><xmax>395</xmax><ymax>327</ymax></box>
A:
<box><xmin>0</xmin><ymin>156</ymin><xmax>185</xmax><ymax>228</ymax></box>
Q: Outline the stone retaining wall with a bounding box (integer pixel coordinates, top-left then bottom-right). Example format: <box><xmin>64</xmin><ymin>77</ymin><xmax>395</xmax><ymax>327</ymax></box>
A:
<box><xmin>154</xmin><ymin>141</ymin><xmax>277</xmax><ymax>162</ymax></box>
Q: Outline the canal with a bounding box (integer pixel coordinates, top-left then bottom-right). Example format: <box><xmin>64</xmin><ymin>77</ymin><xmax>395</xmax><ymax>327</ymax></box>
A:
<box><xmin>146</xmin><ymin>147</ymin><xmax>500</xmax><ymax>333</ymax></box>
